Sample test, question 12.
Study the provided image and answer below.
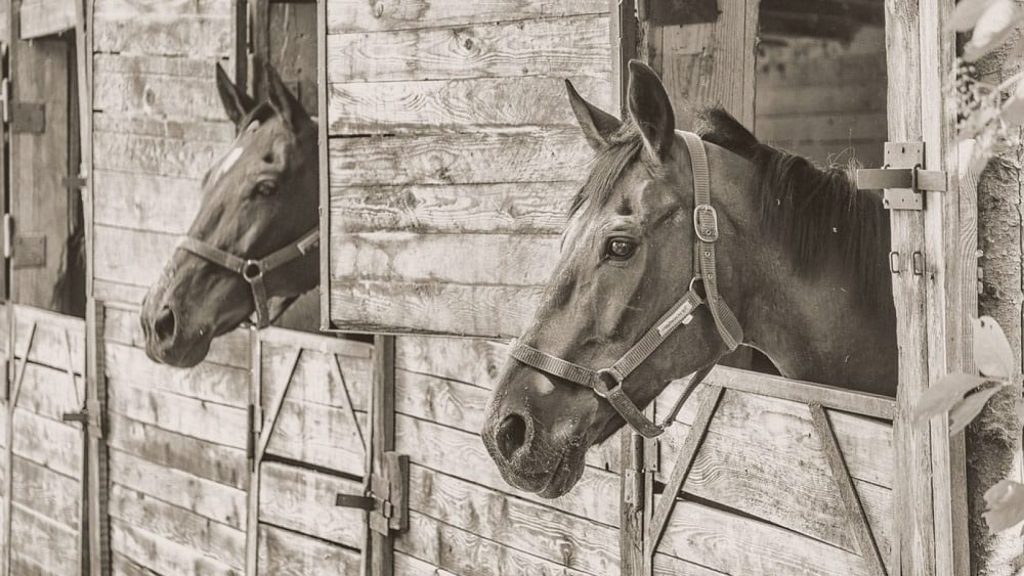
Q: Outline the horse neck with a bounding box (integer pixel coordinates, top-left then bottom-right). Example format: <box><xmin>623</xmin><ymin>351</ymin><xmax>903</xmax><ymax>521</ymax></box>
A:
<box><xmin>738</xmin><ymin>233</ymin><xmax>898</xmax><ymax>397</ymax></box>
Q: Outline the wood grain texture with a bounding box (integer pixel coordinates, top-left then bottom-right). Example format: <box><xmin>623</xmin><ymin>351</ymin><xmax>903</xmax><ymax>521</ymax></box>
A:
<box><xmin>109</xmin><ymin>518</ymin><xmax>238</xmax><ymax>576</ymax></box>
<box><xmin>326</xmin><ymin>0</ymin><xmax>608</xmax><ymax>34</ymax></box>
<box><xmin>13</xmin><ymin>363</ymin><xmax>84</xmax><ymax>422</ymax></box>
<box><xmin>407</xmin><ymin>464</ymin><xmax>619</xmax><ymax>574</ymax></box>
<box><xmin>108</xmin><ymin>484</ymin><xmax>245</xmax><ymax>572</ymax></box>
<box><xmin>93</xmin><ymin>120</ymin><xmax>232</xmax><ymax>179</ymax></box>
<box><xmin>256</xmin><ymin>524</ymin><xmax>362</xmax><ymax>576</ymax></box>
<box><xmin>329</xmin><ymin>128</ymin><xmax>591</xmax><ymax>186</ymax></box>
<box><xmin>326</xmin><ymin>15</ymin><xmax>610</xmax><ymax>83</ymax></box>
<box><xmin>107</xmin><ymin>384</ymin><xmax>248</xmax><ymax>450</ymax></box>
<box><xmin>257</xmin><ymin>461</ymin><xmax>365</xmax><ymax>549</ymax></box>
<box><xmin>330</xmin><ymin>182</ymin><xmax>572</xmax><ymax>235</ymax></box>
<box><xmin>396</xmin><ymin>413</ymin><xmax>620</xmax><ymax>528</ymax></box>
<box><xmin>93</xmin><ymin>225</ymin><xmax>177</xmax><ymax>290</ymax></box>
<box><xmin>328</xmin><ymin>76</ymin><xmax>610</xmax><ymax>135</ymax></box>
<box><xmin>108</xmin><ymin>449</ymin><xmax>246</xmax><ymax>529</ymax></box>
<box><xmin>102</xmin><ymin>306</ymin><xmax>249</xmax><ymax>369</ymax></box>
<box><xmin>654</xmin><ymin>499</ymin><xmax>877</xmax><ymax>576</ymax></box>
<box><xmin>19</xmin><ymin>0</ymin><xmax>75</xmax><ymax>39</ymax></box>
<box><xmin>11</xmin><ymin>455</ymin><xmax>80</xmax><ymax>531</ymax></box>
<box><xmin>394</xmin><ymin>552</ymin><xmax>458</xmax><ymax>576</ymax></box>
<box><xmin>106</xmin><ymin>341</ymin><xmax>248</xmax><ymax>407</ymax></box>
<box><xmin>13</xmin><ymin>308</ymin><xmax>86</xmax><ymax>375</ymax></box>
<box><xmin>11</xmin><ymin>409</ymin><xmax>81</xmax><ymax>478</ymax></box>
<box><xmin>93</xmin><ymin>0</ymin><xmax>232</xmax><ymax>57</ymax></box>
<box><xmin>396</xmin><ymin>511</ymin><xmax>596</xmax><ymax>576</ymax></box>
<box><xmin>10</xmin><ymin>504</ymin><xmax>77</xmax><ymax>576</ymax></box>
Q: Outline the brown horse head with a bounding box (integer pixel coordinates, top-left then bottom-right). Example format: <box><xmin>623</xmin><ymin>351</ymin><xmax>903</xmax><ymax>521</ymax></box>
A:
<box><xmin>141</xmin><ymin>61</ymin><xmax>319</xmax><ymax>367</ymax></box>
<box><xmin>481</xmin><ymin>61</ymin><xmax>896</xmax><ymax>498</ymax></box>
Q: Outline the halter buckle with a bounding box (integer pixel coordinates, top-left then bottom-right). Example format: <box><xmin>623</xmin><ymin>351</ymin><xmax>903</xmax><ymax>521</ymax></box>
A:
<box><xmin>242</xmin><ymin>260</ymin><xmax>264</xmax><ymax>282</ymax></box>
<box><xmin>693</xmin><ymin>204</ymin><xmax>719</xmax><ymax>243</ymax></box>
<box><xmin>594</xmin><ymin>369</ymin><xmax>623</xmax><ymax>399</ymax></box>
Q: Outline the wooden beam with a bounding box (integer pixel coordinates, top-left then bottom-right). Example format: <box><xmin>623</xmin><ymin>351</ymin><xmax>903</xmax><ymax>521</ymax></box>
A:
<box><xmin>369</xmin><ymin>335</ymin><xmax>395</xmax><ymax>576</ymax></box>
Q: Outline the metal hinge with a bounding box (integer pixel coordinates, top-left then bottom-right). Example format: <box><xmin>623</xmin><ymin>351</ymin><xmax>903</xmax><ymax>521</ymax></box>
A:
<box><xmin>855</xmin><ymin>142</ymin><xmax>947</xmax><ymax>211</ymax></box>
<box><xmin>336</xmin><ymin>452</ymin><xmax>409</xmax><ymax>536</ymax></box>
<box><xmin>0</xmin><ymin>78</ymin><xmax>9</xmax><ymax>124</ymax></box>
<box><xmin>246</xmin><ymin>403</ymin><xmax>263</xmax><ymax>464</ymax></box>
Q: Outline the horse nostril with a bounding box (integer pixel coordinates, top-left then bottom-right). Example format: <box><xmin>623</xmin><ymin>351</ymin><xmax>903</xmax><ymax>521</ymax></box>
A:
<box><xmin>153</xmin><ymin>306</ymin><xmax>177</xmax><ymax>343</ymax></box>
<box><xmin>496</xmin><ymin>413</ymin><xmax>530</xmax><ymax>460</ymax></box>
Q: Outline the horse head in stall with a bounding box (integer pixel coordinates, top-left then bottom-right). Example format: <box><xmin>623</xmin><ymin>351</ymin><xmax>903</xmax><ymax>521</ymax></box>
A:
<box><xmin>481</xmin><ymin>61</ymin><xmax>898</xmax><ymax>498</ymax></box>
<box><xmin>141</xmin><ymin>61</ymin><xmax>319</xmax><ymax>367</ymax></box>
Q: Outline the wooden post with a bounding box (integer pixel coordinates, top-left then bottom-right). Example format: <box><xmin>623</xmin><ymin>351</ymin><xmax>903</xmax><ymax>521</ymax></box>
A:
<box><xmin>316</xmin><ymin>0</ymin><xmax>331</xmax><ymax>332</ymax></box>
<box><xmin>369</xmin><ymin>335</ymin><xmax>395</xmax><ymax>576</ymax></box>
<box><xmin>885</xmin><ymin>0</ymin><xmax>970</xmax><ymax>573</ymax></box>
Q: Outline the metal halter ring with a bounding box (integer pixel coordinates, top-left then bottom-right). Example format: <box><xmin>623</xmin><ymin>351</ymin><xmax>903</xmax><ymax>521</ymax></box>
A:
<box><xmin>693</xmin><ymin>204</ymin><xmax>719</xmax><ymax>243</ymax></box>
<box><xmin>242</xmin><ymin>260</ymin><xmax>264</xmax><ymax>282</ymax></box>
<box><xmin>594</xmin><ymin>369</ymin><xmax>623</xmax><ymax>399</ymax></box>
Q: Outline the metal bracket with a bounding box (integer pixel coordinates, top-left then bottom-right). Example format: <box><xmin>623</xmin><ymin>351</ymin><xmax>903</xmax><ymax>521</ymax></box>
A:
<box><xmin>855</xmin><ymin>142</ymin><xmax>947</xmax><ymax>211</ymax></box>
<box><xmin>10</xmin><ymin>101</ymin><xmax>44</xmax><ymax>134</ymax></box>
<box><xmin>638</xmin><ymin>0</ymin><xmax>719</xmax><ymax>25</ymax></box>
<box><xmin>62</xmin><ymin>174</ymin><xmax>87</xmax><ymax>191</ymax></box>
<box><xmin>62</xmin><ymin>400</ymin><xmax>103</xmax><ymax>436</ymax></box>
<box><xmin>336</xmin><ymin>451</ymin><xmax>409</xmax><ymax>536</ymax></box>
<box><xmin>12</xmin><ymin>234</ymin><xmax>45</xmax><ymax>269</ymax></box>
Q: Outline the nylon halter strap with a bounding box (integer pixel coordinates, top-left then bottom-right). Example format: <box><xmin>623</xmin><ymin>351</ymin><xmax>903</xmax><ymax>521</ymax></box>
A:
<box><xmin>177</xmin><ymin>228</ymin><xmax>319</xmax><ymax>329</ymax></box>
<box><xmin>507</xmin><ymin>131</ymin><xmax>743</xmax><ymax>439</ymax></box>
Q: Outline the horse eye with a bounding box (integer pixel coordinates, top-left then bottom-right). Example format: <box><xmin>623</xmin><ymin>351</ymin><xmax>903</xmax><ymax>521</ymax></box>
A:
<box><xmin>606</xmin><ymin>237</ymin><xmax>637</xmax><ymax>260</ymax></box>
<box><xmin>254</xmin><ymin>181</ymin><xmax>277</xmax><ymax>196</ymax></box>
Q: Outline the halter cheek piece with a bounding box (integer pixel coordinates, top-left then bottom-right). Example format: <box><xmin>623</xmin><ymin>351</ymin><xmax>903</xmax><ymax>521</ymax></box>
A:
<box><xmin>508</xmin><ymin>131</ymin><xmax>744</xmax><ymax>439</ymax></box>
<box><xmin>177</xmin><ymin>228</ymin><xmax>319</xmax><ymax>329</ymax></box>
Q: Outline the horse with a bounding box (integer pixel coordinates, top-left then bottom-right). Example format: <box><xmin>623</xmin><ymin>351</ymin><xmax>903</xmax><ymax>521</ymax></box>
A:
<box><xmin>481</xmin><ymin>60</ymin><xmax>897</xmax><ymax>499</ymax></box>
<box><xmin>140</xmin><ymin>60</ymin><xmax>320</xmax><ymax>367</ymax></box>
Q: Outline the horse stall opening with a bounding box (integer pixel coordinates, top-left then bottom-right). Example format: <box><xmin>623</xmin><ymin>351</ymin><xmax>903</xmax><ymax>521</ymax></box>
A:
<box><xmin>87</xmin><ymin>0</ymin><xmax>372</xmax><ymax>573</ymax></box>
<box><xmin>322</xmin><ymin>2</ymin><xmax>973</xmax><ymax>576</ymax></box>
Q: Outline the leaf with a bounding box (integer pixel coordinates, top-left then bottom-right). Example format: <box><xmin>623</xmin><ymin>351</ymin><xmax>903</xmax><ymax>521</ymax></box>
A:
<box><xmin>914</xmin><ymin>373</ymin><xmax>990</xmax><ymax>426</ymax></box>
<box><xmin>975</xmin><ymin>316</ymin><xmax>1016</xmax><ymax>379</ymax></box>
<box><xmin>1002</xmin><ymin>79</ymin><xmax>1024</xmax><ymax>126</ymax></box>
<box><xmin>949</xmin><ymin>384</ymin><xmax>1005</xmax><ymax>434</ymax></box>
<box><xmin>964</xmin><ymin>0</ymin><xmax>1023</xmax><ymax>61</ymax></box>
<box><xmin>985</xmin><ymin>479</ymin><xmax>1024</xmax><ymax>533</ymax></box>
<box><xmin>953</xmin><ymin>0</ymin><xmax>998</xmax><ymax>31</ymax></box>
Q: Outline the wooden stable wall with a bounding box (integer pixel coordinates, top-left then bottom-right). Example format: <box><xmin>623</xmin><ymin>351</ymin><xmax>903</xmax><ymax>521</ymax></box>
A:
<box><xmin>755</xmin><ymin>25</ymin><xmax>888</xmax><ymax>168</ymax></box>
<box><xmin>322</xmin><ymin>0</ymin><xmax>614</xmax><ymax>337</ymax></box>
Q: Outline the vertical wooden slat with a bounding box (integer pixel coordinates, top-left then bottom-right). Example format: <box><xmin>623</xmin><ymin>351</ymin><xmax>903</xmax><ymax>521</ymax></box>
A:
<box><xmin>3</xmin><ymin>317</ymin><xmax>33</xmax><ymax>576</ymax></box>
<box><xmin>85</xmin><ymin>300</ymin><xmax>107</xmax><ymax>576</ymax></box>
<box><xmin>885</xmin><ymin>0</ymin><xmax>970</xmax><ymax>573</ymax></box>
<box><xmin>316</xmin><ymin>0</ymin><xmax>330</xmax><ymax>331</ymax></box>
<box><xmin>369</xmin><ymin>335</ymin><xmax>395</xmax><ymax>576</ymax></box>
<box><xmin>244</xmin><ymin>329</ymin><xmax>261</xmax><ymax>576</ymax></box>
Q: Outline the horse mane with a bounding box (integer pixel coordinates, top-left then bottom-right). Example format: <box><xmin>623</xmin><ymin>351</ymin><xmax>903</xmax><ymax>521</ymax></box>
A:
<box><xmin>570</xmin><ymin>108</ymin><xmax>890</xmax><ymax>303</ymax></box>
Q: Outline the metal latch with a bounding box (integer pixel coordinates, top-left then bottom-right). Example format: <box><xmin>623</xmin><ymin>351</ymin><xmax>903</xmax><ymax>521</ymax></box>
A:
<box><xmin>62</xmin><ymin>400</ymin><xmax>104</xmax><ymax>437</ymax></box>
<box><xmin>10</xmin><ymin>101</ymin><xmax>45</xmax><ymax>134</ymax></box>
<box><xmin>855</xmin><ymin>142</ymin><xmax>947</xmax><ymax>210</ymax></box>
<box><xmin>336</xmin><ymin>452</ymin><xmax>409</xmax><ymax>536</ymax></box>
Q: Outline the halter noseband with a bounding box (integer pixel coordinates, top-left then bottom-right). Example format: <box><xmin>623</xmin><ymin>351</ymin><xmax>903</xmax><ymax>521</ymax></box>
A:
<box><xmin>507</xmin><ymin>131</ymin><xmax>743</xmax><ymax>439</ymax></box>
<box><xmin>178</xmin><ymin>228</ymin><xmax>319</xmax><ymax>329</ymax></box>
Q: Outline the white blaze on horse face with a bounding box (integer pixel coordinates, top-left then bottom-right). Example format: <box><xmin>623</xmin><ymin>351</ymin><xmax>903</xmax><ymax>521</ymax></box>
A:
<box><xmin>212</xmin><ymin>146</ymin><xmax>244</xmax><ymax>186</ymax></box>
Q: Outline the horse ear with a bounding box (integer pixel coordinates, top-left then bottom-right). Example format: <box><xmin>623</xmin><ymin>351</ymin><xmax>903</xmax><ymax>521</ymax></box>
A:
<box><xmin>627</xmin><ymin>60</ymin><xmax>675</xmax><ymax>161</ymax></box>
<box><xmin>216</xmin><ymin>63</ymin><xmax>256</xmax><ymax>126</ymax></box>
<box><xmin>263</xmin><ymin>60</ymin><xmax>310</xmax><ymax>129</ymax></box>
<box><xmin>566</xmin><ymin>80</ymin><xmax>621</xmax><ymax>151</ymax></box>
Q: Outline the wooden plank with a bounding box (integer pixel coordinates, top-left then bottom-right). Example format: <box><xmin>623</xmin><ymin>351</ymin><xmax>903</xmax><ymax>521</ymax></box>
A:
<box><xmin>655</xmin><ymin>499</ymin><xmax>879</xmax><ymax>576</ymax></box>
<box><xmin>394</xmin><ymin>335</ymin><xmax>507</xmax><ymax>389</ymax></box>
<box><xmin>266</xmin><ymin>2</ymin><xmax>318</xmax><ymax>114</ymax></box>
<box><xmin>19</xmin><ymin>0</ymin><xmax>75</xmax><ymax>39</ymax></box>
<box><xmin>261</xmin><ymin>341</ymin><xmax>371</xmax><ymax>410</ymax></box>
<box><xmin>107</xmin><ymin>384</ymin><xmax>248</xmax><ymax>450</ymax></box>
<box><xmin>325</xmin><ymin>15</ymin><xmax>611</xmax><ymax>83</ymax></box>
<box><xmin>330</xmin><ymin>182</ymin><xmax>572</xmax><ymax>236</ymax></box>
<box><xmin>258</xmin><ymin>328</ymin><xmax>372</xmax><ymax>358</ymax></box>
<box><xmin>331</xmin><ymin>233</ymin><xmax>560</xmax><ymax>286</ymax></box>
<box><xmin>108</xmin><ymin>484</ymin><xmax>245</xmax><ymax>571</ymax></box>
<box><xmin>651</xmin><ymin>554</ymin><xmax>730</xmax><ymax>576</ymax></box>
<box><xmin>93</xmin><ymin>56</ymin><xmax>224</xmax><ymax>121</ymax></box>
<box><xmin>93</xmin><ymin>226</ymin><xmax>176</xmax><ymax>290</ymax></box>
<box><xmin>13</xmin><ymin>309</ymin><xmax>86</xmax><ymax>375</ymax></box>
<box><xmin>393</xmin><ymin>552</ymin><xmax>457</xmax><ymax>576</ymax></box>
<box><xmin>328</xmin><ymin>129</ymin><xmax>591</xmax><ymax>187</ymax></box>
<box><xmin>11</xmin><ymin>455</ymin><xmax>80</xmax><ymax>530</ymax></box>
<box><xmin>92</xmin><ymin>122</ymin><xmax>232</xmax><ymax>179</ymax></box>
<box><xmin>407</xmin><ymin>464</ymin><xmax>619</xmax><ymax>574</ymax></box>
<box><xmin>263</xmin><ymin>400</ymin><xmax>367</xmax><ymax>477</ymax></box>
<box><xmin>327</xmin><ymin>76</ymin><xmax>611</xmax><ymax>135</ymax></box>
<box><xmin>810</xmin><ymin>404</ymin><xmax>887</xmax><ymax>575</ymax></box>
<box><xmin>396</xmin><ymin>511</ymin><xmax>596</xmax><ymax>576</ymax></box>
<box><xmin>11</xmin><ymin>409</ymin><xmax>81</xmax><ymax>478</ymax></box>
<box><xmin>318</xmin><ymin>0</ymin><xmax>332</xmax><ymax>332</ymax></box>
<box><xmin>10</xmin><ymin>504</ymin><xmax>77</xmax><ymax>576</ymax></box>
<box><xmin>258</xmin><ymin>461</ymin><xmax>365</xmax><ymax>549</ymax></box>
<box><xmin>94</xmin><ymin>281</ymin><xmax>149</xmax><ymax>308</ymax></box>
<box><xmin>93</xmin><ymin>171</ymin><xmax>202</xmax><ymax>234</ymax></box>
<box><xmin>102</xmin><ymin>305</ymin><xmax>249</xmax><ymax>369</ymax></box>
<box><xmin>326</xmin><ymin>0</ymin><xmax>608</xmax><ymax>33</ymax></box>
<box><xmin>371</xmin><ymin>334</ymin><xmax>396</xmax><ymax>576</ymax></box>
<box><xmin>109</xmin><ymin>518</ymin><xmax>238</xmax><ymax>576</ymax></box>
<box><xmin>256</xmin><ymin>524</ymin><xmax>362</xmax><ymax>576</ymax></box>
<box><xmin>110</xmin><ymin>552</ymin><xmax>160</xmax><ymax>576</ymax></box>
<box><xmin>14</xmin><ymin>363</ymin><xmax>84</xmax><ymax>422</ymax></box>
<box><xmin>657</xmin><ymin>381</ymin><xmax>894</xmax><ymax>486</ymax></box>
<box><xmin>330</xmin><ymin>281</ymin><xmax>545</xmax><ymax>337</ymax></box>
<box><xmin>396</xmin><ymin>413</ymin><xmax>620</xmax><ymax>528</ymax></box>
<box><xmin>757</xmin><ymin>112</ymin><xmax>888</xmax><ymax>144</ymax></box>
<box><xmin>106</xmin><ymin>413</ymin><xmax>247</xmax><ymax>490</ymax></box>
<box><xmin>93</xmin><ymin>10</ymin><xmax>232</xmax><ymax>57</ymax></box>
<box><xmin>108</xmin><ymin>449</ymin><xmax>246</xmax><ymax>529</ymax></box>
<box><xmin>106</xmin><ymin>341</ymin><xmax>249</xmax><ymax>407</ymax></box>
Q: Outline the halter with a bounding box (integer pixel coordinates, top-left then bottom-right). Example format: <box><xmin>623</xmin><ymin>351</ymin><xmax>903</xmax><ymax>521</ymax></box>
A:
<box><xmin>178</xmin><ymin>228</ymin><xmax>319</xmax><ymax>329</ymax></box>
<box><xmin>507</xmin><ymin>131</ymin><xmax>743</xmax><ymax>438</ymax></box>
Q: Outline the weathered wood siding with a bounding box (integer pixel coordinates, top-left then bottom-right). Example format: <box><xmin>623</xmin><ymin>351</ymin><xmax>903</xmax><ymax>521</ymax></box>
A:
<box><xmin>392</xmin><ymin>335</ymin><xmax>623</xmax><ymax>575</ymax></box>
<box><xmin>20</xmin><ymin>0</ymin><xmax>75</xmax><ymax>39</ymax></box>
<box><xmin>755</xmin><ymin>26</ymin><xmax>888</xmax><ymax>168</ymax></box>
<box><xmin>2</xmin><ymin>306</ymin><xmax>85</xmax><ymax>576</ymax></box>
<box><xmin>324</xmin><ymin>0</ymin><xmax>615</xmax><ymax>337</ymax></box>
<box><xmin>651</xmin><ymin>372</ymin><xmax>894</xmax><ymax>575</ymax></box>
